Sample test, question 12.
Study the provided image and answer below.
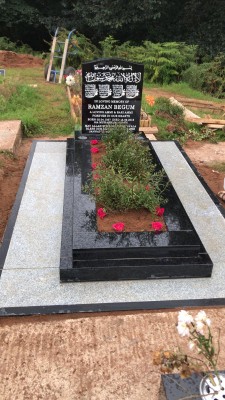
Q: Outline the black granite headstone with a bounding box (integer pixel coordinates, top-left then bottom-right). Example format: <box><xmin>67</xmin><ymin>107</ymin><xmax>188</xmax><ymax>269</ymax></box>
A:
<box><xmin>82</xmin><ymin>58</ymin><xmax>144</xmax><ymax>134</ymax></box>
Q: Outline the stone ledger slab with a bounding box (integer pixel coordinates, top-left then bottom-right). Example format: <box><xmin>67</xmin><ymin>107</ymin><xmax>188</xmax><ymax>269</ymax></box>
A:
<box><xmin>0</xmin><ymin>140</ymin><xmax>225</xmax><ymax>314</ymax></box>
<box><xmin>0</xmin><ymin>120</ymin><xmax>22</xmax><ymax>154</ymax></box>
<box><xmin>60</xmin><ymin>138</ymin><xmax>213</xmax><ymax>282</ymax></box>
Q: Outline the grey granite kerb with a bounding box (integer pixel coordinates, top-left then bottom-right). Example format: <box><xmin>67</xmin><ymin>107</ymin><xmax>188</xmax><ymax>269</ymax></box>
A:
<box><xmin>0</xmin><ymin>140</ymin><xmax>225</xmax><ymax>311</ymax></box>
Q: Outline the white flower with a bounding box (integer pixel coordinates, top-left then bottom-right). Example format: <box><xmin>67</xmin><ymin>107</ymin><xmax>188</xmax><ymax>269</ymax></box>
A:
<box><xmin>195</xmin><ymin>310</ymin><xmax>211</xmax><ymax>327</ymax></box>
<box><xmin>195</xmin><ymin>310</ymin><xmax>207</xmax><ymax>322</ymax></box>
<box><xmin>177</xmin><ymin>321</ymin><xmax>190</xmax><ymax>337</ymax></box>
<box><xmin>66</xmin><ymin>75</ymin><xmax>75</xmax><ymax>86</ymax></box>
<box><xmin>196</xmin><ymin>320</ymin><xmax>204</xmax><ymax>335</ymax></box>
<box><xmin>189</xmin><ymin>341</ymin><xmax>195</xmax><ymax>350</ymax></box>
<box><xmin>178</xmin><ymin>310</ymin><xmax>194</xmax><ymax>325</ymax></box>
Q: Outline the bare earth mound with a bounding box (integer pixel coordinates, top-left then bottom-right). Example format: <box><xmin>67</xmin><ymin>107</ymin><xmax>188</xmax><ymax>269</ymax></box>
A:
<box><xmin>0</xmin><ymin>50</ymin><xmax>44</xmax><ymax>68</ymax></box>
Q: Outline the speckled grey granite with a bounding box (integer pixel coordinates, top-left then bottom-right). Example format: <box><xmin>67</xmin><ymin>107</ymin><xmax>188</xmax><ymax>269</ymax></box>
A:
<box><xmin>1</xmin><ymin>140</ymin><xmax>225</xmax><ymax>309</ymax></box>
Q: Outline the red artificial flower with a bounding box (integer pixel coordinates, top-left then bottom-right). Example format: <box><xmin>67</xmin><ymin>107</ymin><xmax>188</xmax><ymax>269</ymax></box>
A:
<box><xmin>90</xmin><ymin>139</ymin><xmax>99</xmax><ymax>145</ymax></box>
<box><xmin>91</xmin><ymin>163</ymin><xmax>98</xmax><ymax>170</ymax></box>
<box><xmin>156</xmin><ymin>207</ymin><xmax>165</xmax><ymax>217</ymax></box>
<box><xmin>151</xmin><ymin>222</ymin><xmax>163</xmax><ymax>232</ymax></box>
<box><xmin>97</xmin><ymin>208</ymin><xmax>107</xmax><ymax>219</ymax></box>
<box><xmin>91</xmin><ymin>147</ymin><xmax>99</xmax><ymax>153</ymax></box>
<box><xmin>145</xmin><ymin>185</ymin><xmax>151</xmax><ymax>191</ymax></box>
<box><xmin>112</xmin><ymin>222</ymin><xmax>125</xmax><ymax>232</ymax></box>
<box><xmin>93</xmin><ymin>174</ymin><xmax>100</xmax><ymax>180</ymax></box>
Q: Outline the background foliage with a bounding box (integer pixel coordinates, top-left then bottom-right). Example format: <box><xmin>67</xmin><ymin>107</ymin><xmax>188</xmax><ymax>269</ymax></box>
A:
<box><xmin>0</xmin><ymin>0</ymin><xmax>225</xmax><ymax>59</ymax></box>
<box><xmin>0</xmin><ymin>0</ymin><xmax>224</xmax><ymax>97</ymax></box>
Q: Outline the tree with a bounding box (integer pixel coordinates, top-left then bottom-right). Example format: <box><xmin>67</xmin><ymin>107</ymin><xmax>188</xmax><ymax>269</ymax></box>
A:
<box><xmin>182</xmin><ymin>0</ymin><xmax>225</xmax><ymax>58</ymax></box>
<box><xmin>72</xmin><ymin>0</ymin><xmax>166</xmax><ymax>44</ymax></box>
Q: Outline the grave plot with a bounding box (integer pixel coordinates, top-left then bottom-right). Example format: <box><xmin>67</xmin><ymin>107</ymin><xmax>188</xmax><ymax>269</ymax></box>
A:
<box><xmin>60</xmin><ymin>137</ymin><xmax>213</xmax><ymax>282</ymax></box>
<box><xmin>60</xmin><ymin>58</ymin><xmax>213</xmax><ymax>282</ymax></box>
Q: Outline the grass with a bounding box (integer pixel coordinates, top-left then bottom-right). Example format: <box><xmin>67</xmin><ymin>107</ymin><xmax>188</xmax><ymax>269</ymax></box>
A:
<box><xmin>208</xmin><ymin>162</ymin><xmax>225</xmax><ymax>173</ymax></box>
<box><xmin>0</xmin><ymin>67</ymin><xmax>75</xmax><ymax>137</ymax></box>
<box><xmin>142</xmin><ymin>83</ymin><xmax>225</xmax><ymax>143</ymax></box>
<box><xmin>144</xmin><ymin>81</ymin><xmax>223</xmax><ymax>103</ymax></box>
<box><xmin>0</xmin><ymin>66</ymin><xmax>223</xmax><ymax>140</ymax></box>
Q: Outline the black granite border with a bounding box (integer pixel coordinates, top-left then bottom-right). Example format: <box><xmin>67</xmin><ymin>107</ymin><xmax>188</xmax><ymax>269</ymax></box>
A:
<box><xmin>1</xmin><ymin>139</ymin><xmax>225</xmax><ymax>317</ymax></box>
<box><xmin>1</xmin><ymin>297</ymin><xmax>225</xmax><ymax>317</ymax></box>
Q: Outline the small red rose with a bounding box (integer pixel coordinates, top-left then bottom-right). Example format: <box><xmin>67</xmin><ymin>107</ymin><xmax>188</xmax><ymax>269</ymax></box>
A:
<box><xmin>91</xmin><ymin>147</ymin><xmax>99</xmax><ymax>153</ymax></box>
<box><xmin>156</xmin><ymin>207</ymin><xmax>165</xmax><ymax>217</ymax></box>
<box><xmin>151</xmin><ymin>222</ymin><xmax>163</xmax><ymax>232</ymax></box>
<box><xmin>97</xmin><ymin>208</ymin><xmax>107</xmax><ymax>219</ymax></box>
<box><xmin>90</xmin><ymin>139</ymin><xmax>99</xmax><ymax>145</ymax></box>
<box><xmin>112</xmin><ymin>222</ymin><xmax>125</xmax><ymax>232</ymax></box>
<box><xmin>91</xmin><ymin>163</ymin><xmax>98</xmax><ymax>170</ymax></box>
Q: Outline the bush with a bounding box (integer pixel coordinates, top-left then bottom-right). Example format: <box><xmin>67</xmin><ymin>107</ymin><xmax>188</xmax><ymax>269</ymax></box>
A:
<box><xmin>155</xmin><ymin>97</ymin><xmax>184</xmax><ymax>118</ymax></box>
<box><xmin>182</xmin><ymin>63</ymin><xmax>211</xmax><ymax>91</ymax></box>
<box><xmin>183</xmin><ymin>54</ymin><xmax>225</xmax><ymax>98</ymax></box>
<box><xmin>99</xmin><ymin>37</ymin><xmax>197</xmax><ymax>84</ymax></box>
<box><xmin>0</xmin><ymin>37</ymin><xmax>33</xmax><ymax>54</ymax></box>
<box><xmin>87</xmin><ymin>125</ymin><xmax>168</xmax><ymax>212</ymax></box>
<box><xmin>102</xmin><ymin>124</ymin><xmax>133</xmax><ymax>149</ymax></box>
<box><xmin>202</xmin><ymin>53</ymin><xmax>225</xmax><ymax>98</ymax></box>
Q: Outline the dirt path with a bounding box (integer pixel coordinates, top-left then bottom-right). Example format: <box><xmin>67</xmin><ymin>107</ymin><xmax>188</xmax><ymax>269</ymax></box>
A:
<box><xmin>0</xmin><ymin>309</ymin><xmax>225</xmax><ymax>400</ymax></box>
<box><xmin>143</xmin><ymin>87</ymin><xmax>225</xmax><ymax>112</ymax></box>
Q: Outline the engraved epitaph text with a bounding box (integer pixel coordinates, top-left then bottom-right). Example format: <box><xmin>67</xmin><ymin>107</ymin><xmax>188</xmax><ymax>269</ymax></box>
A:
<box><xmin>82</xmin><ymin>58</ymin><xmax>144</xmax><ymax>134</ymax></box>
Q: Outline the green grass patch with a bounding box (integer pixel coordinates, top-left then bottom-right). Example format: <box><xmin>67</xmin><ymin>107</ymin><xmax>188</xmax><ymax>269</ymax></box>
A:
<box><xmin>144</xmin><ymin>81</ymin><xmax>223</xmax><ymax>102</ymax></box>
<box><xmin>0</xmin><ymin>67</ymin><xmax>75</xmax><ymax>137</ymax></box>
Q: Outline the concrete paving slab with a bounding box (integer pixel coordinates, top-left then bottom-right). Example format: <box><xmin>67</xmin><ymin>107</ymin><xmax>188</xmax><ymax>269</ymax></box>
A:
<box><xmin>0</xmin><ymin>120</ymin><xmax>22</xmax><ymax>154</ymax></box>
<box><xmin>1</xmin><ymin>140</ymin><xmax>225</xmax><ymax>314</ymax></box>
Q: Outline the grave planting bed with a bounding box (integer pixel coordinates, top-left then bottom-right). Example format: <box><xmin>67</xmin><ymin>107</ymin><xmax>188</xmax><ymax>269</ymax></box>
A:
<box><xmin>60</xmin><ymin>134</ymin><xmax>213</xmax><ymax>282</ymax></box>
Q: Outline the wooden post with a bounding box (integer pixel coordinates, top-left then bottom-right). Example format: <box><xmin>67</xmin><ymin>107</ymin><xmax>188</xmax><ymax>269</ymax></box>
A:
<box><xmin>59</xmin><ymin>38</ymin><xmax>69</xmax><ymax>84</ymax></box>
<box><xmin>67</xmin><ymin>87</ymin><xmax>77</xmax><ymax>122</ymax></box>
<box><xmin>46</xmin><ymin>36</ymin><xmax>57</xmax><ymax>82</ymax></box>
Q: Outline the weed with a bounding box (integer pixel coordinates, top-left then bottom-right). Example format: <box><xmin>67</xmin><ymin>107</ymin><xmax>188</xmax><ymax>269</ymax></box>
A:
<box><xmin>0</xmin><ymin>150</ymin><xmax>15</xmax><ymax>159</ymax></box>
<box><xmin>208</xmin><ymin>162</ymin><xmax>225</xmax><ymax>173</ymax></box>
<box><xmin>0</xmin><ymin>95</ymin><xmax>7</xmax><ymax>112</ymax></box>
<box><xmin>155</xmin><ymin>97</ymin><xmax>184</xmax><ymax>118</ymax></box>
<box><xmin>22</xmin><ymin>116</ymin><xmax>44</xmax><ymax>137</ymax></box>
<box><xmin>188</xmin><ymin>127</ymin><xmax>215</xmax><ymax>142</ymax></box>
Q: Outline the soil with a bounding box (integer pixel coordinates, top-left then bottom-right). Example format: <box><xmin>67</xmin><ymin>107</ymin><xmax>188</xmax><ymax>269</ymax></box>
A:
<box><xmin>0</xmin><ymin>50</ymin><xmax>44</xmax><ymax>68</ymax></box>
<box><xmin>1</xmin><ymin>309</ymin><xmax>225</xmax><ymax>400</ymax></box>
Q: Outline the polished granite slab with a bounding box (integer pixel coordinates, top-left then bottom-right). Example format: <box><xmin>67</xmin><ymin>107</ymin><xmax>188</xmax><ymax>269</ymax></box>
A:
<box><xmin>60</xmin><ymin>138</ymin><xmax>212</xmax><ymax>281</ymax></box>
<box><xmin>0</xmin><ymin>140</ymin><xmax>225</xmax><ymax>316</ymax></box>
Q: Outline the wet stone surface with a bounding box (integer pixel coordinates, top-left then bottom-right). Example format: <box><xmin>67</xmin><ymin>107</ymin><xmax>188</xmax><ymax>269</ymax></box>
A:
<box><xmin>60</xmin><ymin>137</ymin><xmax>213</xmax><ymax>282</ymax></box>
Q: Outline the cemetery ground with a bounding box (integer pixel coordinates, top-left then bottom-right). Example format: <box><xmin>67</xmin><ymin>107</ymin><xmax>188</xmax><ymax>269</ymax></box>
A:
<box><xmin>1</xmin><ymin>53</ymin><xmax>225</xmax><ymax>398</ymax></box>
